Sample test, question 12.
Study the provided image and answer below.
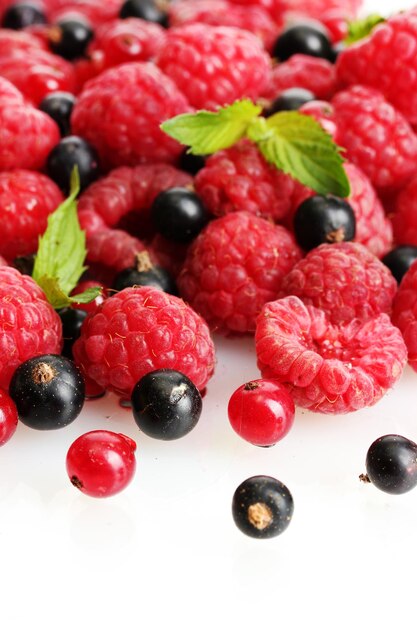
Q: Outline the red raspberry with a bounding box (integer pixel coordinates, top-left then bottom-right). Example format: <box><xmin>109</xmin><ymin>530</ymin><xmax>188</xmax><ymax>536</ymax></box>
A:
<box><xmin>73</xmin><ymin>286</ymin><xmax>215</xmax><ymax>397</ymax></box>
<box><xmin>0</xmin><ymin>256</ymin><xmax>8</xmax><ymax>266</ymax></box>
<box><xmin>255</xmin><ymin>295</ymin><xmax>406</xmax><ymax>414</ymax></box>
<box><xmin>392</xmin><ymin>260</ymin><xmax>417</xmax><ymax>372</ymax></box>
<box><xmin>71</xmin><ymin>62</ymin><xmax>191</xmax><ymax>169</ymax></box>
<box><xmin>156</xmin><ymin>24</ymin><xmax>271</xmax><ymax>111</ymax></box>
<box><xmin>149</xmin><ymin>234</ymin><xmax>189</xmax><ymax>279</ymax></box>
<box><xmin>0</xmin><ymin>266</ymin><xmax>62</xmax><ymax>390</ymax></box>
<box><xmin>262</xmin><ymin>54</ymin><xmax>337</xmax><ymax>101</ymax></box>
<box><xmin>85</xmin><ymin>226</ymin><xmax>148</xmax><ymax>277</ymax></box>
<box><xmin>282</xmin><ymin>0</ymin><xmax>361</xmax><ymax>21</ymax></box>
<box><xmin>0</xmin><ymin>170</ymin><xmax>63</xmax><ymax>260</ymax></box>
<box><xmin>177</xmin><ymin>211</ymin><xmax>302</xmax><ymax>334</ymax></box>
<box><xmin>0</xmin><ymin>28</ymin><xmax>48</xmax><ymax>55</ymax></box>
<box><xmin>320</xmin><ymin>8</ymin><xmax>349</xmax><ymax>43</ymax></box>
<box><xmin>194</xmin><ymin>140</ymin><xmax>297</xmax><ymax>221</ymax></box>
<box><xmin>279</xmin><ymin>242</ymin><xmax>397</xmax><ymax>325</ymax></box>
<box><xmin>393</xmin><ymin>174</ymin><xmax>417</xmax><ymax>246</ymax></box>
<box><xmin>48</xmin><ymin>0</ymin><xmax>123</xmax><ymax>27</ymax></box>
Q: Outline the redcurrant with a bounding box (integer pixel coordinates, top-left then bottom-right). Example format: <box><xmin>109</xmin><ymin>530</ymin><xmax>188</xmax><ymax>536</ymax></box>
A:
<box><xmin>0</xmin><ymin>390</ymin><xmax>18</xmax><ymax>446</ymax></box>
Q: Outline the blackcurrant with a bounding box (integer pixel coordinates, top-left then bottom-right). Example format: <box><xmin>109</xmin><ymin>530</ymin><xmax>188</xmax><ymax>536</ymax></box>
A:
<box><xmin>362</xmin><ymin>435</ymin><xmax>417</xmax><ymax>495</ymax></box>
<box><xmin>382</xmin><ymin>245</ymin><xmax>417</xmax><ymax>284</ymax></box>
<box><xmin>294</xmin><ymin>194</ymin><xmax>356</xmax><ymax>251</ymax></box>
<box><xmin>232</xmin><ymin>476</ymin><xmax>294</xmax><ymax>539</ymax></box>
<box><xmin>112</xmin><ymin>251</ymin><xmax>178</xmax><ymax>295</ymax></box>
<box><xmin>264</xmin><ymin>88</ymin><xmax>315</xmax><ymax>116</ymax></box>
<box><xmin>273</xmin><ymin>22</ymin><xmax>334</xmax><ymax>62</ymax></box>
<box><xmin>9</xmin><ymin>354</ymin><xmax>85</xmax><ymax>430</ymax></box>
<box><xmin>119</xmin><ymin>0</ymin><xmax>168</xmax><ymax>27</ymax></box>
<box><xmin>59</xmin><ymin>308</ymin><xmax>88</xmax><ymax>360</ymax></box>
<box><xmin>2</xmin><ymin>2</ymin><xmax>47</xmax><ymax>29</ymax></box>
<box><xmin>151</xmin><ymin>187</ymin><xmax>210</xmax><ymax>243</ymax></box>
<box><xmin>46</xmin><ymin>135</ymin><xmax>100</xmax><ymax>193</ymax></box>
<box><xmin>39</xmin><ymin>92</ymin><xmax>76</xmax><ymax>136</ymax></box>
<box><xmin>179</xmin><ymin>150</ymin><xmax>206</xmax><ymax>175</ymax></box>
<box><xmin>49</xmin><ymin>17</ymin><xmax>93</xmax><ymax>60</ymax></box>
<box><xmin>131</xmin><ymin>369</ymin><xmax>202</xmax><ymax>441</ymax></box>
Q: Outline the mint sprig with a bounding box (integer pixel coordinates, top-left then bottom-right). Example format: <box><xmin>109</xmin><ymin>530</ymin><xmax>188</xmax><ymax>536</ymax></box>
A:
<box><xmin>344</xmin><ymin>14</ymin><xmax>385</xmax><ymax>45</ymax></box>
<box><xmin>161</xmin><ymin>99</ymin><xmax>350</xmax><ymax>198</ymax></box>
<box><xmin>32</xmin><ymin>168</ymin><xmax>101</xmax><ymax>309</ymax></box>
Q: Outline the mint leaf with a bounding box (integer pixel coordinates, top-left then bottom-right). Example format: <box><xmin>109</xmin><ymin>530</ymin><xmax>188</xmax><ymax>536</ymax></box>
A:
<box><xmin>35</xmin><ymin>277</ymin><xmax>101</xmax><ymax>310</ymax></box>
<box><xmin>248</xmin><ymin>111</ymin><xmax>350</xmax><ymax>198</ymax></box>
<box><xmin>160</xmin><ymin>99</ymin><xmax>262</xmax><ymax>154</ymax></box>
<box><xmin>344</xmin><ymin>14</ymin><xmax>385</xmax><ymax>45</ymax></box>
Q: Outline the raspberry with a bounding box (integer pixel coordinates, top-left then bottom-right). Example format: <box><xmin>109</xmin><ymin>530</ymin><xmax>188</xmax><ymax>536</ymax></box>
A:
<box><xmin>336</xmin><ymin>11</ymin><xmax>417</xmax><ymax>126</ymax></box>
<box><xmin>71</xmin><ymin>62</ymin><xmax>191</xmax><ymax>169</ymax></box>
<box><xmin>279</xmin><ymin>242</ymin><xmax>397</xmax><ymax>325</ymax></box>
<box><xmin>194</xmin><ymin>140</ymin><xmax>297</xmax><ymax>221</ymax></box>
<box><xmin>0</xmin><ymin>28</ymin><xmax>48</xmax><ymax>55</ymax></box>
<box><xmin>0</xmin><ymin>170</ymin><xmax>63</xmax><ymax>261</ymax></box>
<box><xmin>149</xmin><ymin>234</ymin><xmax>189</xmax><ymax>278</ymax></box>
<box><xmin>48</xmin><ymin>0</ymin><xmax>124</xmax><ymax>27</ymax></box>
<box><xmin>262</xmin><ymin>55</ymin><xmax>337</xmax><ymax>101</ymax></box>
<box><xmin>156</xmin><ymin>24</ymin><xmax>271</xmax><ymax>111</ymax></box>
<box><xmin>85</xmin><ymin>226</ymin><xmax>148</xmax><ymax>276</ymax></box>
<box><xmin>393</xmin><ymin>174</ymin><xmax>417</xmax><ymax>246</ymax></box>
<box><xmin>255</xmin><ymin>295</ymin><xmax>406</xmax><ymax>414</ymax></box>
<box><xmin>282</xmin><ymin>0</ymin><xmax>361</xmax><ymax>21</ymax></box>
<box><xmin>392</xmin><ymin>260</ymin><xmax>417</xmax><ymax>372</ymax></box>
<box><xmin>177</xmin><ymin>211</ymin><xmax>302</xmax><ymax>334</ymax></box>
<box><xmin>73</xmin><ymin>286</ymin><xmax>215</xmax><ymax>397</ymax></box>
<box><xmin>0</xmin><ymin>266</ymin><xmax>63</xmax><ymax>391</ymax></box>
<box><xmin>299</xmin><ymin>100</ymin><xmax>338</xmax><ymax>139</ymax></box>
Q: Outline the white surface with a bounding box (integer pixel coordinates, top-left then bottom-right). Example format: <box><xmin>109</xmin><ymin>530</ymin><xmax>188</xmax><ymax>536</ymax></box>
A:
<box><xmin>2</xmin><ymin>2</ymin><xmax>417</xmax><ymax>625</ymax></box>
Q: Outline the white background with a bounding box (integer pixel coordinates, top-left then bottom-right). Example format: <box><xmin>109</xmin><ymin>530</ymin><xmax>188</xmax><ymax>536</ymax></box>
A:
<box><xmin>2</xmin><ymin>1</ymin><xmax>417</xmax><ymax>625</ymax></box>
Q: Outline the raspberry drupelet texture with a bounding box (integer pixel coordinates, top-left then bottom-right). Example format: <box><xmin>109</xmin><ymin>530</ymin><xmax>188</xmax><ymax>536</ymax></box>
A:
<box><xmin>0</xmin><ymin>267</ymin><xmax>63</xmax><ymax>390</ymax></box>
<box><xmin>71</xmin><ymin>62</ymin><xmax>192</xmax><ymax>169</ymax></box>
<box><xmin>48</xmin><ymin>0</ymin><xmax>124</xmax><ymax>27</ymax></box>
<box><xmin>84</xmin><ymin>226</ymin><xmax>149</xmax><ymax>278</ymax></box>
<box><xmin>279</xmin><ymin>242</ymin><xmax>397</xmax><ymax>325</ymax></box>
<box><xmin>262</xmin><ymin>55</ymin><xmax>337</xmax><ymax>101</ymax></box>
<box><xmin>156</xmin><ymin>24</ymin><xmax>271</xmax><ymax>111</ymax></box>
<box><xmin>73</xmin><ymin>286</ymin><xmax>215</xmax><ymax>397</ymax></box>
<box><xmin>177</xmin><ymin>211</ymin><xmax>302</xmax><ymax>334</ymax></box>
<box><xmin>392</xmin><ymin>174</ymin><xmax>417</xmax><ymax>247</ymax></box>
<box><xmin>392</xmin><ymin>260</ymin><xmax>417</xmax><ymax>372</ymax></box>
<box><xmin>255</xmin><ymin>295</ymin><xmax>406</xmax><ymax>414</ymax></box>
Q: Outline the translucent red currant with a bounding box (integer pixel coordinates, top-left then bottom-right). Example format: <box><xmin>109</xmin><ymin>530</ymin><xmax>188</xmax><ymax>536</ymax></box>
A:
<box><xmin>0</xmin><ymin>390</ymin><xmax>18</xmax><ymax>446</ymax></box>
<box><xmin>66</xmin><ymin>430</ymin><xmax>137</xmax><ymax>498</ymax></box>
<box><xmin>228</xmin><ymin>379</ymin><xmax>295</xmax><ymax>447</ymax></box>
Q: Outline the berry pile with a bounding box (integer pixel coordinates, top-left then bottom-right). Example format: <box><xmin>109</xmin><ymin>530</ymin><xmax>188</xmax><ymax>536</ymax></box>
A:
<box><xmin>1</xmin><ymin>0</ymin><xmax>417</xmax><ymax>538</ymax></box>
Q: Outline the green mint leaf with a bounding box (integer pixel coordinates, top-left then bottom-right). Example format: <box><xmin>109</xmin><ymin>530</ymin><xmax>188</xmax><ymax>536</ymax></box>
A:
<box><xmin>36</xmin><ymin>277</ymin><xmax>101</xmax><ymax>309</ymax></box>
<box><xmin>344</xmin><ymin>14</ymin><xmax>385</xmax><ymax>45</ymax></box>
<box><xmin>248</xmin><ymin>111</ymin><xmax>350</xmax><ymax>198</ymax></box>
<box><xmin>70</xmin><ymin>287</ymin><xmax>102</xmax><ymax>304</ymax></box>
<box><xmin>160</xmin><ymin>99</ymin><xmax>262</xmax><ymax>155</ymax></box>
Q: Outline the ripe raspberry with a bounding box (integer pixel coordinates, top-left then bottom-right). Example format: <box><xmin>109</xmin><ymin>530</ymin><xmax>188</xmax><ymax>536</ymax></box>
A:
<box><xmin>255</xmin><ymin>295</ymin><xmax>406</xmax><ymax>414</ymax></box>
<box><xmin>177</xmin><ymin>211</ymin><xmax>302</xmax><ymax>334</ymax></box>
<box><xmin>71</xmin><ymin>62</ymin><xmax>192</xmax><ymax>169</ymax></box>
<box><xmin>0</xmin><ymin>28</ymin><xmax>48</xmax><ymax>55</ymax></box>
<box><xmin>156</xmin><ymin>24</ymin><xmax>271</xmax><ymax>111</ymax></box>
<box><xmin>392</xmin><ymin>260</ymin><xmax>417</xmax><ymax>372</ymax></box>
<box><xmin>282</xmin><ymin>0</ymin><xmax>361</xmax><ymax>21</ymax></box>
<box><xmin>393</xmin><ymin>174</ymin><xmax>417</xmax><ymax>246</ymax></box>
<box><xmin>0</xmin><ymin>170</ymin><xmax>63</xmax><ymax>260</ymax></box>
<box><xmin>320</xmin><ymin>8</ymin><xmax>349</xmax><ymax>43</ymax></box>
<box><xmin>0</xmin><ymin>256</ymin><xmax>7</xmax><ymax>266</ymax></box>
<box><xmin>0</xmin><ymin>266</ymin><xmax>63</xmax><ymax>390</ymax></box>
<box><xmin>194</xmin><ymin>140</ymin><xmax>297</xmax><ymax>221</ymax></box>
<box><xmin>85</xmin><ymin>226</ymin><xmax>148</xmax><ymax>277</ymax></box>
<box><xmin>48</xmin><ymin>0</ymin><xmax>123</xmax><ymax>27</ymax></box>
<box><xmin>149</xmin><ymin>234</ymin><xmax>189</xmax><ymax>279</ymax></box>
<box><xmin>279</xmin><ymin>242</ymin><xmax>397</xmax><ymax>325</ymax></box>
<box><xmin>262</xmin><ymin>54</ymin><xmax>337</xmax><ymax>101</ymax></box>
<box><xmin>73</xmin><ymin>286</ymin><xmax>215</xmax><ymax>397</ymax></box>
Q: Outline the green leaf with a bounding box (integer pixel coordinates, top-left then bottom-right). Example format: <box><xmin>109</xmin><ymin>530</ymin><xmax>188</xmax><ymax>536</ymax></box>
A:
<box><xmin>247</xmin><ymin>111</ymin><xmax>350</xmax><ymax>198</ymax></box>
<box><xmin>35</xmin><ymin>277</ymin><xmax>101</xmax><ymax>310</ymax></box>
<box><xmin>344</xmin><ymin>14</ymin><xmax>385</xmax><ymax>45</ymax></box>
<box><xmin>160</xmin><ymin>99</ymin><xmax>262</xmax><ymax>155</ymax></box>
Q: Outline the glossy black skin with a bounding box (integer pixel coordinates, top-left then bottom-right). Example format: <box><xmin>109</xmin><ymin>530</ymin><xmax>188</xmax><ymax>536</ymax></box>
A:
<box><xmin>119</xmin><ymin>0</ymin><xmax>168</xmax><ymax>27</ymax></box>
<box><xmin>9</xmin><ymin>354</ymin><xmax>85</xmax><ymax>430</ymax></box>
<box><xmin>382</xmin><ymin>245</ymin><xmax>417</xmax><ymax>284</ymax></box>
<box><xmin>365</xmin><ymin>435</ymin><xmax>417</xmax><ymax>495</ymax></box>
<box><xmin>273</xmin><ymin>23</ymin><xmax>334</xmax><ymax>62</ymax></box>
<box><xmin>151</xmin><ymin>188</ymin><xmax>210</xmax><ymax>244</ymax></box>
<box><xmin>46</xmin><ymin>136</ymin><xmax>100</xmax><ymax>193</ymax></box>
<box><xmin>59</xmin><ymin>308</ymin><xmax>88</xmax><ymax>360</ymax></box>
<box><xmin>112</xmin><ymin>266</ymin><xmax>178</xmax><ymax>296</ymax></box>
<box><xmin>131</xmin><ymin>369</ymin><xmax>202</xmax><ymax>441</ymax></box>
<box><xmin>50</xmin><ymin>18</ymin><xmax>94</xmax><ymax>60</ymax></box>
<box><xmin>2</xmin><ymin>2</ymin><xmax>47</xmax><ymax>29</ymax></box>
<box><xmin>39</xmin><ymin>92</ymin><xmax>76</xmax><ymax>136</ymax></box>
<box><xmin>264</xmin><ymin>88</ymin><xmax>315</xmax><ymax>116</ymax></box>
<box><xmin>294</xmin><ymin>195</ymin><xmax>356</xmax><ymax>251</ymax></box>
<box><xmin>179</xmin><ymin>150</ymin><xmax>206</xmax><ymax>175</ymax></box>
<box><xmin>232</xmin><ymin>476</ymin><xmax>294</xmax><ymax>539</ymax></box>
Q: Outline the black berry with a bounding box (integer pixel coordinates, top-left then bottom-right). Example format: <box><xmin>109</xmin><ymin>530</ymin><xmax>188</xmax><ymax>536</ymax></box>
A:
<box><xmin>232</xmin><ymin>476</ymin><xmax>294</xmax><ymax>539</ymax></box>
<box><xmin>382</xmin><ymin>245</ymin><xmax>417</xmax><ymax>284</ymax></box>
<box><xmin>151</xmin><ymin>187</ymin><xmax>210</xmax><ymax>243</ymax></box>
<box><xmin>179</xmin><ymin>149</ymin><xmax>206</xmax><ymax>175</ymax></box>
<box><xmin>112</xmin><ymin>251</ymin><xmax>178</xmax><ymax>295</ymax></box>
<box><xmin>131</xmin><ymin>369</ymin><xmax>202</xmax><ymax>441</ymax></box>
<box><xmin>59</xmin><ymin>308</ymin><xmax>88</xmax><ymax>360</ymax></box>
<box><xmin>273</xmin><ymin>22</ymin><xmax>334</xmax><ymax>62</ymax></box>
<box><xmin>2</xmin><ymin>2</ymin><xmax>46</xmax><ymax>29</ymax></box>
<box><xmin>264</xmin><ymin>88</ymin><xmax>315</xmax><ymax>116</ymax></box>
<box><xmin>362</xmin><ymin>435</ymin><xmax>417</xmax><ymax>495</ymax></box>
<box><xmin>46</xmin><ymin>135</ymin><xmax>100</xmax><ymax>193</ymax></box>
<box><xmin>294</xmin><ymin>194</ymin><xmax>356</xmax><ymax>251</ymax></box>
<box><xmin>49</xmin><ymin>17</ymin><xmax>93</xmax><ymax>60</ymax></box>
<box><xmin>39</xmin><ymin>92</ymin><xmax>76</xmax><ymax>137</ymax></box>
<box><xmin>9</xmin><ymin>354</ymin><xmax>85</xmax><ymax>430</ymax></box>
<box><xmin>119</xmin><ymin>0</ymin><xmax>168</xmax><ymax>27</ymax></box>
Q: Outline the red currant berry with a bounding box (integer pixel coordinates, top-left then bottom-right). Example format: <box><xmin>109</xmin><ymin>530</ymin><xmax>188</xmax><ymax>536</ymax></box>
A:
<box><xmin>0</xmin><ymin>390</ymin><xmax>18</xmax><ymax>446</ymax></box>
<box><xmin>228</xmin><ymin>380</ymin><xmax>295</xmax><ymax>447</ymax></box>
<box><xmin>71</xmin><ymin>280</ymin><xmax>107</xmax><ymax>314</ymax></box>
<box><xmin>66</xmin><ymin>430</ymin><xmax>137</xmax><ymax>498</ymax></box>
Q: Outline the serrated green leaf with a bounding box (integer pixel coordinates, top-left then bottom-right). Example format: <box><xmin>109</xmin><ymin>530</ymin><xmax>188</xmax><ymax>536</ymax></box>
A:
<box><xmin>344</xmin><ymin>14</ymin><xmax>385</xmax><ymax>45</ymax></box>
<box><xmin>248</xmin><ymin>111</ymin><xmax>350</xmax><ymax>198</ymax></box>
<box><xmin>35</xmin><ymin>276</ymin><xmax>101</xmax><ymax>310</ymax></box>
<box><xmin>160</xmin><ymin>99</ymin><xmax>262</xmax><ymax>155</ymax></box>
